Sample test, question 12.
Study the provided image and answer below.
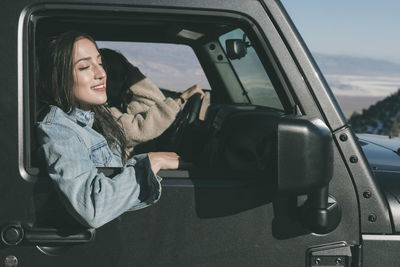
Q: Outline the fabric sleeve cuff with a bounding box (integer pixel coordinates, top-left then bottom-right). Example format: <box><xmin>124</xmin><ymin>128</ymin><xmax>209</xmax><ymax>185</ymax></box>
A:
<box><xmin>125</xmin><ymin>153</ymin><xmax>162</xmax><ymax>205</ymax></box>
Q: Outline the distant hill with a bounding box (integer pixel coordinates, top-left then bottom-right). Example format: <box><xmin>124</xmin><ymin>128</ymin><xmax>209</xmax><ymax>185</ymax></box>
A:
<box><xmin>349</xmin><ymin>89</ymin><xmax>400</xmax><ymax>135</ymax></box>
<box><xmin>313</xmin><ymin>54</ymin><xmax>400</xmax><ymax>119</ymax></box>
<box><xmin>314</xmin><ymin>53</ymin><xmax>400</xmax><ymax>77</ymax></box>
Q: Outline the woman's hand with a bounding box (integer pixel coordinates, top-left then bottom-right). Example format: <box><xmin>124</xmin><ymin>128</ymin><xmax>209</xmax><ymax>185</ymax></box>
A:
<box><xmin>180</xmin><ymin>84</ymin><xmax>204</xmax><ymax>102</ymax></box>
<box><xmin>148</xmin><ymin>152</ymin><xmax>180</xmax><ymax>174</ymax></box>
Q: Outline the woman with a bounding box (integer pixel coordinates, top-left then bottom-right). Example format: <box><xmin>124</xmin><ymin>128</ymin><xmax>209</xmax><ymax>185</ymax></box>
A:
<box><xmin>36</xmin><ymin>31</ymin><xmax>179</xmax><ymax>228</ymax></box>
<box><xmin>100</xmin><ymin>48</ymin><xmax>204</xmax><ymax>153</ymax></box>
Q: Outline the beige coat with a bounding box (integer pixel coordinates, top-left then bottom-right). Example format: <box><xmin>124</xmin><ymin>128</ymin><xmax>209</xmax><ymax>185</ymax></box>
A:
<box><xmin>110</xmin><ymin>78</ymin><xmax>180</xmax><ymax>153</ymax></box>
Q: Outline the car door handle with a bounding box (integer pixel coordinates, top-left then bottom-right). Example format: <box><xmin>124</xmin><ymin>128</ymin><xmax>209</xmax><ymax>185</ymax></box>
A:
<box><xmin>1</xmin><ymin>224</ymin><xmax>95</xmax><ymax>246</ymax></box>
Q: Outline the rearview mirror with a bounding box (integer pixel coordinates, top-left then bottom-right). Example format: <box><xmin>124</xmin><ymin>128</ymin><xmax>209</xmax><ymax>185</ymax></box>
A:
<box><xmin>225</xmin><ymin>34</ymin><xmax>251</xmax><ymax>60</ymax></box>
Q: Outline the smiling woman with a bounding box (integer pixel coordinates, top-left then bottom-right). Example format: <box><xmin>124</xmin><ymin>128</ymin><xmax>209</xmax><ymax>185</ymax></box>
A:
<box><xmin>36</xmin><ymin>31</ymin><xmax>180</xmax><ymax>228</ymax></box>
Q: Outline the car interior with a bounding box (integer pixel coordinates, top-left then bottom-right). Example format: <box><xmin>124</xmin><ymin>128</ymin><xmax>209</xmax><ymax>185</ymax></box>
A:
<box><xmin>25</xmin><ymin>7</ymin><xmax>294</xmax><ymax>181</ymax></box>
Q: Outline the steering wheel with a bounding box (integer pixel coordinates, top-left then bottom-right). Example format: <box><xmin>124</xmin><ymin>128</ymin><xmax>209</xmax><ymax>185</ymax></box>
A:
<box><xmin>164</xmin><ymin>93</ymin><xmax>203</xmax><ymax>152</ymax></box>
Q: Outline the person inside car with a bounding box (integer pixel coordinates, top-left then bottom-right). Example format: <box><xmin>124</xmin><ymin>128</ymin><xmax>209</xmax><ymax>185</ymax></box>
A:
<box><xmin>100</xmin><ymin>48</ymin><xmax>204</xmax><ymax>153</ymax></box>
<box><xmin>36</xmin><ymin>31</ymin><xmax>180</xmax><ymax>228</ymax></box>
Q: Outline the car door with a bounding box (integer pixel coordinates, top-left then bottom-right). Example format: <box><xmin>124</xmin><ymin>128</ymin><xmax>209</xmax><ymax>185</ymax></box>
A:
<box><xmin>1</xmin><ymin>0</ymin><xmax>388</xmax><ymax>266</ymax></box>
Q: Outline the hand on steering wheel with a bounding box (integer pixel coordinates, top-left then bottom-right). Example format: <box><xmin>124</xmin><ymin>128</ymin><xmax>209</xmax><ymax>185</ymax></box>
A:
<box><xmin>180</xmin><ymin>84</ymin><xmax>204</xmax><ymax>103</ymax></box>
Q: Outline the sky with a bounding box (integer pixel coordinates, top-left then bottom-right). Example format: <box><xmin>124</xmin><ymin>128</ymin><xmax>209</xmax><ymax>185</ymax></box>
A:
<box><xmin>280</xmin><ymin>0</ymin><xmax>400</xmax><ymax>63</ymax></box>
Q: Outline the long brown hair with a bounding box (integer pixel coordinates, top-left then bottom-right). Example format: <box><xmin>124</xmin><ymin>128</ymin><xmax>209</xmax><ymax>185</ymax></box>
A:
<box><xmin>38</xmin><ymin>31</ymin><xmax>128</xmax><ymax>162</ymax></box>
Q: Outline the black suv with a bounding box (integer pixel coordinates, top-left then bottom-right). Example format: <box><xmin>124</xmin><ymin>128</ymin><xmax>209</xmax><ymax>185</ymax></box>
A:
<box><xmin>1</xmin><ymin>0</ymin><xmax>399</xmax><ymax>266</ymax></box>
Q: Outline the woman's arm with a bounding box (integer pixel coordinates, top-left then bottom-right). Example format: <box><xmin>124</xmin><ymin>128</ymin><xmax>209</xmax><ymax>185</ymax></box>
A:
<box><xmin>148</xmin><ymin>152</ymin><xmax>180</xmax><ymax>174</ymax></box>
<box><xmin>128</xmin><ymin>79</ymin><xmax>204</xmax><ymax>107</ymax></box>
<box><xmin>127</xmin><ymin>78</ymin><xmax>169</xmax><ymax>107</ymax></box>
<box><xmin>110</xmin><ymin>97</ymin><xmax>180</xmax><ymax>148</ymax></box>
<box><xmin>116</xmin><ymin>80</ymin><xmax>204</xmax><ymax>148</ymax></box>
<box><xmin>37</xmin><ymin>123</ymin><xmax>177</xmax><ymax>228</ymax></box>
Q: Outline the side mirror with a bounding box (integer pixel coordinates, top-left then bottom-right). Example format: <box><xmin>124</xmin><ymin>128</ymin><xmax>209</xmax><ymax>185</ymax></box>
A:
<box><xmin>277</xmin><ymin>116</ymin><xmax>333</xmax><ymax>194</ymax></box>
<box><xmin>225</xmin><ymin>34</ymin><xmax>250</xmax><ymax>60</ymax></box>
<box><xmin>277</xmin><ymin>116</ymin><xmax>340</xmax><ymax>234</ymax></box>
<box><xmin>213</xmin><ymin>112</ymin><xmax>339</xmax><ymax>233</ymax></box>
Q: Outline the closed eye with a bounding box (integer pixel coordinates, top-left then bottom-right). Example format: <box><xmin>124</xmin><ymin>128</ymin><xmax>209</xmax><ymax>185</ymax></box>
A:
<box><xmin>79</xmin><ymin>66</ymin><xmax>90</xmax><ymax>71</ymax></box>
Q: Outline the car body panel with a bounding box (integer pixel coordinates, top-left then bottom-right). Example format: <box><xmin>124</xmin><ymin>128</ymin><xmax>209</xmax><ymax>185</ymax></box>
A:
<box><xmin>358</xmin><ymin>133</ymin><xmax>400</xmax><ymax>172</ymax></box>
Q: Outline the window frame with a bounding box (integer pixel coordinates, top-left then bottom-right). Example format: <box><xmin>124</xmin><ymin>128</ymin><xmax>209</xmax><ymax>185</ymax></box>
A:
<box><xmin>19</xmin><ymin>3</ymin><xmax>294</xmax><ymax>181</ymax></box>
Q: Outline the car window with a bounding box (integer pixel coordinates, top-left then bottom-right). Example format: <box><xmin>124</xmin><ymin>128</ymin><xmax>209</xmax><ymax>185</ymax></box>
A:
<box><xmin>24</xmin><ymin>9</ymin><xmax>288</xmax><ymax>177</ymax></box>
<box><xmin>97</xmin><ymin>41</ymin><xmax>211</xmax><ymax>93</ymax></box>
<box><xmin>219</xmin><ymin>28</ymin><xmax>284</xmax><ymax>110</ymax></box>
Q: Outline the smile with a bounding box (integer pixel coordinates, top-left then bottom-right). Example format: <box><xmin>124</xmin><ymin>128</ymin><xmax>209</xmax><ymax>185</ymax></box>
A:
<box><xmin>92</xmin><ymin>84</ymin><xmax>106</xmax><ymax>91</ymax></box>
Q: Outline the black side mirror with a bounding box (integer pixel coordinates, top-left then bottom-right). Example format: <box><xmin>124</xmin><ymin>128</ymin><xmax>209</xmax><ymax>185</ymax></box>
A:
<box><xmin>277</xmin><ymin>116</ymin><xmax>333</xmax><ymax>194</ymax></box>
<box><xmin>225</xmin><ymin>34</ymin><xmax>250</xmax><ymax>60</ymax></box>
<box><xmin>276</xmin><ymin>116</ymin><xmax>340</xmax><ymax>234</ymax></box>
<box><xmin>208</xmin><ymin>111</ymin><xmax>340</xmax><ymax>233</ymax></box>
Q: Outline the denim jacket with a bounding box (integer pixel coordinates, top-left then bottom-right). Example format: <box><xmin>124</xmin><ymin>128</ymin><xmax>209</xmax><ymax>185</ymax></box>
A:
<box><xmin>37</xmin><ymin>105</ymin><xmax>161</xmax><ymax>228</ymax></box>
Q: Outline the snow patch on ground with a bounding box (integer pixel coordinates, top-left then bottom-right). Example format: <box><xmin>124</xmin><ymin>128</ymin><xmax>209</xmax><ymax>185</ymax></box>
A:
<box><xmin>326</xmin><ymin>74</ymin><xmax>400</xmax><ymax>97</ymax></box>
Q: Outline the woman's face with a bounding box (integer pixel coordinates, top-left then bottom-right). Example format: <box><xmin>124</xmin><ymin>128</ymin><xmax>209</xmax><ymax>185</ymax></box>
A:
<box><xmin>72</xmin><ymin>38</ymin><xmax>107</xmax><ymax>110</ymax></box>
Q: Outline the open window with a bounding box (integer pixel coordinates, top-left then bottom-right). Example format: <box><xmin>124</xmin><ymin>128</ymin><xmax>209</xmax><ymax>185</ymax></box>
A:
<box><xmin>97</xmin><ymin>41</ymin><xmax>211</xmax><ymax>95</ymax></box>
<box><xmin>21</xmin><ymin>4</ymin><xmax>294</xmax><ymax>181</ymax></box>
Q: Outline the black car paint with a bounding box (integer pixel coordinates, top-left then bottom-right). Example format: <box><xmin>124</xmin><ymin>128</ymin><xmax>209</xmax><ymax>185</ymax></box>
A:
<box><xmin>0</xmin><ymin>0</ymin><xmax>398</xmax><ymax>266</ymax></box>
<box><xmin>358</xmin><ymin>133</ymin><xmax>400</xmax><ymax>172</ymax></box>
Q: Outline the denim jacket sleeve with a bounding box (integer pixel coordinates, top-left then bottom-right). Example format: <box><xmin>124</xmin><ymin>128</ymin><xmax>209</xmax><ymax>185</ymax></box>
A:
<box><xmin>37</xmin><ymin>123</ymin><xmax>161</xmax><ymax>228</ymax></box>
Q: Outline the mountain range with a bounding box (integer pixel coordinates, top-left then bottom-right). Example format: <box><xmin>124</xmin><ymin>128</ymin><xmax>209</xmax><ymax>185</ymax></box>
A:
<box><xmin>314</xmin><ymin>53</ymin><xmax>400</xmax><ymax>77</ymax></box>
<box><xmin>348</xmin><ymin>89</ymin><xmax>400</xmax><ymax>136</ymax></box>
<box><xmin>313</xmin><ymin>53</ymin><xmax>400</xmax><ymax>135</ymax></box>
<box><xmin>313</xmin><ymin>53</ymin><xmax>400</xmax><ymax>122</ymax></box>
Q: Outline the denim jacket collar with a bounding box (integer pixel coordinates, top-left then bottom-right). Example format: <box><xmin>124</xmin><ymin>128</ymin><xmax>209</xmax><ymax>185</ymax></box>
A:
<box><xmin>67</xmin><ymin>107</ymin><xmax>95</xmax><ymax>128</ymax></box>
<box><xmin>46</xmin><ymin>106</ymin><xmax>94</xmax><ymax>128</ymax></box>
